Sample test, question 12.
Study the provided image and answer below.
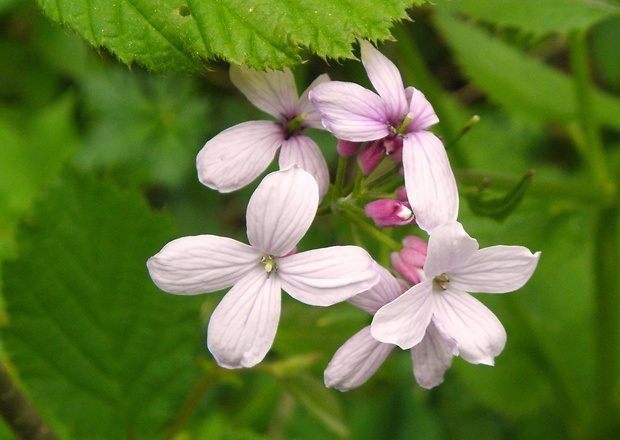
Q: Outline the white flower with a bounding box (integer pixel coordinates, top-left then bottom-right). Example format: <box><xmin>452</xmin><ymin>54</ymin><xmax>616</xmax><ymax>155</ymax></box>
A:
<box><xmin>309</xmin><ymin>40</ymin><xmax>458</xmax><ymax>232</ymax></box>
<box><xmin>197</xmin><ymin>66</ymin><xmax>330</xmax><ymax>197</ymax></box>
<box><xmin>371</xmin><ymin>221</ymin><xmax>540</xmax><ymax>366</ymax></box>
<box><xmin>147</xmin><ymin>167</ymin><xmax>378</xmax><ymax>369</ymax></box>
<box><xmin>324</xmin><ymin>264</ymin><xmax>458</xmax><ymax>390</ymax></box>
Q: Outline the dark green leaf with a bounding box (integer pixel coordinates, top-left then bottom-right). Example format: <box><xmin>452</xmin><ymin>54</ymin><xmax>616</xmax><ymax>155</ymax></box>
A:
<box><xmin>2</xmin><ymin>169</ymin><xmax>202</xmax><ymax>438</ymax></box>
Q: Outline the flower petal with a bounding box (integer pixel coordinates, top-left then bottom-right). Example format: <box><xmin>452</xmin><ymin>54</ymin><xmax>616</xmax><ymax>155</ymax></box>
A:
<box><xmin>147</xmin><ymin>235</ymin><xmax>259</xmax><ymax>294</ymax></box>
<box><xmin>309</xmin><ymin>81</ymin><xmax>390</xmax><ymax>141</ymax></box>
<box><xmin>295</xmin><ymin>73</ymin><xmax>331</xmax><ymax>129</ymax></box>
<box><xmin>197</xmin><ymin>120</ymin><xmax>282</xmax><ymax>193</ymax></box>
<box><xmin>359</xmin><ymin>40</ymin><xmax>408</xmax><ymax>119</ymax></box>
<box><xmin>207</xmin><ymin>267</ymin><xmax>281</xmax><ymax>369</ymax></box>
<box><xmin>410</xmin><ymin>320</ymin><xmax>455</xmax><ymax>389</ymax></box>
<box><xmin>230</xmin><ymin>65</ymin><xmax>298</xmax><ymax>118</ymax></box>
<box><xmin>433</xmin><ymin>288</ymin><xmax>507</xmax><ymax>365</ymax></box>
<box><xmin>324</xmin><ymin>326</ymin><xmax>395</xmax><ymax>391</ymax></box>
<box><xmin>402</xmin><ymin>132</ymin><xmax>459</xmax><ymax>233</ymax></box>
<box><xmin>371</xmin><ymin>280</ymin><xmax>434</xmax><ymax>349</ymax></box>
<box><xmin>278</xmin><ymin>135</ymin><xmax>330</xmax><ymax>198</ymax></box>
<box><xmin>246</xmin><ymin>167</ymin><xmax>319</xmax><ymax>256</ymax></box>
<box><xmin>407</xmin><ymin>87</ymin><xmax>439</xmax><ymax>131</ymax></box>
<box><xmin>451</xmin><ymin>247</ymin><xmax>541</xmax><ymax>294</ymax></box>
<box><xmin>423</xmin><ymin>221</ymin><xmax>479</xmax><ymax>279</ymax></box>
<box><xmin>278</xmin><ymin>246</ymin><xmax>379</xmax><ymax>306</ymax></box>
<box><xmin>348</xmin><ymin>264</ymin><xmax>405</xmax><ymax>314</ymax></box>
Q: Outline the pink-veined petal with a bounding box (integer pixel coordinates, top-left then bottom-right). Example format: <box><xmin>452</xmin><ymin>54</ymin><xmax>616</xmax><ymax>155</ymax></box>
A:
<box><xmin>278</xmin><ymin>246</ymin><xmax>379</xmax><ymax>306</ymax></box>
<box><xmin>207</xmin><ymin>267</ymin><xmax>281</xmax><ymax>369</ymax></box>
<box><xmin>424</xmin><ymin>221</ymin><xmax>479</xmax><ymax>279</ymax></box>
<box><xmin>450</xmin><ymin>246</ymin><xmax>541</xmax><ymax>294</ymax></box>
<box><xmin>348</xmin><ymin>264</ymin><xmax>405</xmax><ymax>314</ymax></box>
<box><xmin>230</xmin><ymin>65</ymin><xmax>298</xmax><ymax>119</ymax></box>
<box><xmin>410</xmin><ymin>320</ymin><xmax>455</xmax><ymax>389</ymax></box>
<box><xmin>147</xmin><ymin>235</ymin><xmax>259</xmax><ymax>294</ymax></box>
<box><xmin>246</xmin><ymin>167</ymin><xmax>319</xmax><ymax>256</ymax></box>
<box><xmin>325</xmin><ymin>326</ymin><xmax>395</xmax><ymax>391</ymax></box>
<box><xmin>402</xmin><ymin>132</ymin><xmax>458</xmax><ymax>233</ymax></box>
<box><xmin>433</xmin><ymin>288</ymin><xmax>507</xmax><ymax>365</ymax></box>
<box><xmin>407</xmin><ymin>87</ymin><xmax>439</xmax><ymax>132</ymax></box>
<box><xmin>295</xmin><ymin>73</ymin><xmax>331</xmax><ymax>129</ymax></box>
<box><xmin>360</xmin><ymin>40</ymin><xmax>408</xmax><ymax>119</ymax></box>
<box><xmin>309</xmin><ymin>81</ymin><xmax>390</xmax><ymax>141</ymax></box>
<box><xmin>278</xmin><ymin>135</ymin><xmax>330</xmax><ymax>198</ymax></box>
<box><xmin>197</xmin><ymin>120</ymin><xmax>282</xmax><ymax>193</ymax></box>
<box><xmin>371</xmin><ymin>280</ymin><xmax>434</xmax><ymax>349</ymax></box>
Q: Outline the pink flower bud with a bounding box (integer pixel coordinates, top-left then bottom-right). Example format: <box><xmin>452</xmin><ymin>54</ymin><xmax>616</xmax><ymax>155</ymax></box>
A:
<box><xmin>391</xmin><ymin>236</ymin><xmax>428</xmax><ymax>284</ymax></box>
<box><xmin>365</xmin><ymin>199</ymin><xmax>414</xmax><ymax>228</ymax></box>
<box><xmin>337</xmin><ymin>140</ymin><xmax>362</xmax><ymax>157</ymax></box>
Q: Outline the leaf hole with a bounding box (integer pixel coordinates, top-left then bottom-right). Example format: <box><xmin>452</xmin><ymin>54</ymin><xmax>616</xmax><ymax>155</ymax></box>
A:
<box><xmin>178</xmin><ymin>5</ymin><xmax>191</xmax><ymax>17</ymax></box>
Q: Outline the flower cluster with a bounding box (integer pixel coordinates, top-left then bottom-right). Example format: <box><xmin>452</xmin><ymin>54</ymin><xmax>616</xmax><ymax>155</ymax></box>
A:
<box><xmin>147</xmin><ymin>41</ymin><xmax>540</xmax><ymax>390</ymax></box>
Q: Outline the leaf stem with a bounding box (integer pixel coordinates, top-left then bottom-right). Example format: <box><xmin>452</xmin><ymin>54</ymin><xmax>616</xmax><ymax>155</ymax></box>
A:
<box><xmin>0</xmin><ymin>362</ymin><xmax>59</xmax><ymax>440</ymax></box>
<box><xmin>335</xmin><ymin>201</ymin><xmax>402</xmax><ymax>251</ymax></box>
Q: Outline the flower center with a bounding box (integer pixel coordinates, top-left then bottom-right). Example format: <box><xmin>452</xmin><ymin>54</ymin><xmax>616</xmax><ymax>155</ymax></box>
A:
<box><xmin>285</xmin><ymin>112</ymin><xmax>308</xmax><ymax>136</ymax></box>
<box><xmin>260</xmin><ymin>254</ymin><xmax>278</xmax><ymax>277</ymax></box>
<box><xmin>395</xmin><ymin>112</ymin><xmax>414</xmax><ymax>135</ymax></box>
<box><xmin>433</xmin><ymin>273</ymin><xmax>449</xmax><ymax>291</ymax></box>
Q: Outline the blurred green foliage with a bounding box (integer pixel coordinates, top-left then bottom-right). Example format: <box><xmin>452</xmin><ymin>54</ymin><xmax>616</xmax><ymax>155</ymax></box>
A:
<box><xmin>0</xmin><ymin>0</ymin><xmax>619</xmax><ymax>439</ymax></box>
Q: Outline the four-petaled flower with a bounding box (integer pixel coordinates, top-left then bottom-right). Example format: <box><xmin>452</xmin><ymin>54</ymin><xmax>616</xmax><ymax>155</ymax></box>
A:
<box><xmin>147</xmin><ymin>167</ymin><xmax>379</xmax><ymax>369</ymax></box>
<box><xmin>325</xmin><ymin>264</ymin><xmax>458</xmax><ymax>390</ymax></box>
<box><xmin>197</xmin><ymin>66</ymin><xmax>331</xmax><ymax>197</ymax></box>
<box><xmin>371</xmin><ymin>221</ymin><xmax>540</xmax><ymax>366</ymax></box>
<box><xmin>309</xmin><ymin>40</ymin><xmax>458</xmax><ymax>232</ymax></box>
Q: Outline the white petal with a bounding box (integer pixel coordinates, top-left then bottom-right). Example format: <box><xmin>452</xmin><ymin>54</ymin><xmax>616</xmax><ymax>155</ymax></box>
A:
<box><xmin>451</xmin><ymin>247</ymin><xmax>541</xmax><ymax>294</ymax></box>
<box><xmin>360</xmin><ymin>40</ymin><xmax>408</xmax><ymax>119</ymax></box>
<box><xmin>371</xmin><ymin>280</ymin><xmax>434</xmax><ymax>349</ymax></box>
<box><xmin>196</xmin><ymin>121</ymin><xmax>282</xmax><ymax>193</ymax></box>
<box><xmin>324</xmin><ymin>326</ymin><xmax>395</xmax><ymax>391</ymax></box>
<box><xmin>230</xmin><ymin>65</ymin><xmax>298</xmax><ymax>118</ymax></box>
<box><xmin>278</xmin><ymin>246</ymin><xmax>379</xmax><ymax>306</ymax></box>
<box><xmin>424</xmin><ymin>221</ymin><xmax>479</xmax><ymax>279</ymax></box>
<box><xmin>309</xmin><ymin>81</ymin><xmax>390</xmax><ymax>141</ymax></box>
<box><xmin>407</xmin><ymin>88</ymin><xmax>439</xmax><ymax>131</ymax></box>
<box><xmin>295</xmin><ymin>73</ymin><xmax>331</xmax><ymax>129</ymax></box>
<box><xmin>207</xmin><ymin>268</ymin><xmax>281</xmax><ymax>369</ymax></box>
<box><xmin>278</xmin><ymin>135</ymin><xmax>330</xmax><ymax>198</ymax></box>
<box><xmin>433</xmin><ymin>288</ymin><xmax>507</xmax><ymax>365</ymax></box>
<box><xmin>147</xmin><ymin>235</ymin><xmax>259</xmax><ymax>294</ymax></box>
<box><xmin>410</xmin><ymin>320</ymin><xmax>455</xmax><ymax>389</ymax></box>
<box><xmin>347</xmin><ymin>263</ymin><xmax>405</xmax><ymax>314</ymax></box>
<box><xmin>246</xmin><ymin>167</ymin><xmax>319</xmax><ymax>256</ymax></box>
<box><xmin>402</xmin><ymin>132</ymin><xmax>459</xmax><ymax>234</ymax></box>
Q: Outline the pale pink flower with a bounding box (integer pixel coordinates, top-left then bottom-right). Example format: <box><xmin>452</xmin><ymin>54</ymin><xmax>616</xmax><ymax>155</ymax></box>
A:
<box><xmin>324</xmin><ymin>265</ymin><xmax>457</xmax><ymax>390</ymax></box>
<box><xmin>147</xmin><ymin>167</ymin><xmax>378</xmax><ymax>369</ymax></box>
<box><xmin>372</xmin><ymin>221</ymin><xmax>540</xmax><ymax>366</ymax></box>
<box><xmin>197</xmin><ymin>66</ymin><xmax>330</xmax><ymax>197</ymax></box>
<box><xmin>309</xmin><ymin>40</ymin><xmax>458</xmax><ymax>232</ymax></box>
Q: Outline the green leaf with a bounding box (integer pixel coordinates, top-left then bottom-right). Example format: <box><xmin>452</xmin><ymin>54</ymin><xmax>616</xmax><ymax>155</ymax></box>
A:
<box><xmin>2</xmin><ymin>169</ymin><xmax>201</xmax><ymax>438</ymax></box>
<box><xmin>440</xmin><ymin>0</ymin><xmax>618</xmax><ymax>36</ymax></box>
<box><xmin>36</xmin><ymin>0</ymin><xmax>424</xmax><ymax>71</ymax></box>
<box><xmin>433</xmin><ymin>10</ymin><xmax>620</xmax><ymax>131</ymax></box>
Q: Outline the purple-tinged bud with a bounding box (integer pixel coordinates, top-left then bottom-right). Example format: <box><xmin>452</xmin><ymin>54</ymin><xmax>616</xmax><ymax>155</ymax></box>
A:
<box><xmin>365</xmin><ymin>199</ymin><xmax>415</xmax><ymax>228</ymax></box>
<box><xmin>396</xmin><ymin>186</ymin><xmax>408</xmax><ymax>201</ymax></box>
<box><xmin>337</xmin><ymin>140</ymin><xmax>362</xmax><ymax>157</ymax></box>
<box><xmin>391</xmin><ymin>236</ymin><xmax>428</xmax><ymax>284</ymax></box>
<box><xmin>358</xmin><ymin>140</ymin><xmax>384</xmax><ymax>174</ymax></box>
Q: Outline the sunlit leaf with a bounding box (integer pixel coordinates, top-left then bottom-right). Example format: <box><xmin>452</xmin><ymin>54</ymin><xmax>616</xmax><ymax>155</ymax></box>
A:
<box><xmin>36</xmin><ymin>0</ymin><xmax>427</xmax><ymax>71</ymax></box>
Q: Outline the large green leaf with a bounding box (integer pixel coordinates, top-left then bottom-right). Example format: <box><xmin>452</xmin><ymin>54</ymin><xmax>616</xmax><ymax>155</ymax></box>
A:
<box><xmin>434</xmin><ymin>9</ymin><xmax>620</xmax><ymax>131</ymax></box>
<box><xmin>36</xmin><ymin>0</ymin><xmax>424</xmax><ymax>71</ymax></box>
<box><xmin>440</xmin><ymin>0</ymin><xmax>618</xmax><ymax>36</ymax></box>
<box><xmin>2</xmin><ymin>170</ymin><xmax>202</xmax><ymax>438</ymax></box>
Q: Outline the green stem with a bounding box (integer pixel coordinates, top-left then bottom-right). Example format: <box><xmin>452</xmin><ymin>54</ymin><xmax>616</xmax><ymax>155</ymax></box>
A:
<box><xmin>455</xmin><ymin>169</ymin><xmax>615</xmax><ymax>206</ymax></box>
<box><xmin>593</xmin><ymin>206</ymin><xmax>620</xmax><ymax>437</ymax></box>
<box><xmin>333</xmin><ymin>155</ymin><xmax>349</xmax><ymax>200</ymax></box>
<box><xmin>336</xmin><ymin>202</ymin><xmax>402</xmax><ymax>251</ymax></box>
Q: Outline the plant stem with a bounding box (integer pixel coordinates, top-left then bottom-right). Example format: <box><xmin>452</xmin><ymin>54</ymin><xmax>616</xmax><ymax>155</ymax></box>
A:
<box><xmin>0</xmin><ymin>362</ymin><xmax>58</xmax><ymax>440</ymax></box>
<box><xmin>336</xmin><ymin>203</ymin><xmax>402</xmax><ymax>251</ymax></box>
